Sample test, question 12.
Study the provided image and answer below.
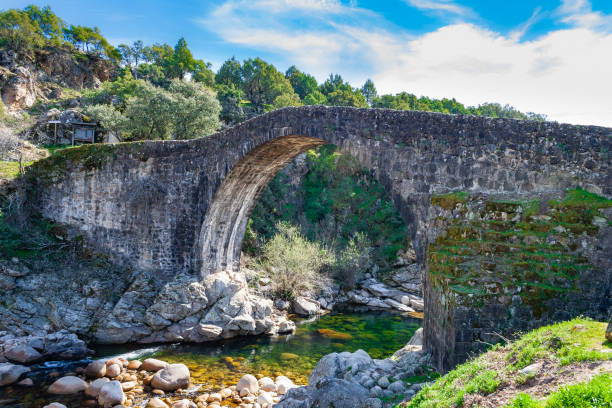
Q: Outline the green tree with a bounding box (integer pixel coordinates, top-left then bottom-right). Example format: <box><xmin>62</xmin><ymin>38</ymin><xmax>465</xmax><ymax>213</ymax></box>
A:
<box><xmin>216</xmin><ymin>84</ymin><xmax>245</xmax><ymax>124</ymax></box>
<box><xmin>361</xmin><ymin>79</ymin><xmax>377</xmax><ymax>106</ymax></box>
<box><xmin>273</xmin><ymin>92</ymin><xmax>302</xmax><ymax>109</ymax></box>
<box><xmin>192</xmin><ymin>59</ymin><xmax>215</xmax><ymax>87</ymax></box>
<box><xmin>167</xmin><ymin>79</ymin><xmax>221</xmax><ymax>139</ymax></box>
<box><xmin>320</xmin><ymin>74</ymin><xmax>367</xmax><ymax>107</ymax></box>
<box><xmin>241</xmin><ymin>58</ymin><xmax>297</xmax><ymax>112</ymax></box>
<box><xmin>125</xmin><ymin>81</ymin><xmax>174</xmax><ymax>140</ymax></box>
<box><xmin>164</xmin><ymin>37</ymin><xmax>195</xmax><ymax>79</ymax></box>
<box><xmin>216</xmin><ymin>57</ymin><xmax>243</xmax><ymax>88</ymax></box>
<box><xmin>83</xmin><ymin>104</ymin><xmax>127</xmax><ymax>137</ymax></box>
<box><xmin>0</xmin><ymin>9</ymin><xmax>44</xmax><ymax>52</ymax></box>
<box><xmin>303</xmin><ymin>90</ymin><xmax>327</xmax><ymax>105</ymax></box>
<box><xmin>24</xmin><ymin>5</ymin><xmax>64</xmax><ymax>43</ymax></box>
<box><xmin>285</xmin><ymin>66</ymin><xmax>319</xmax><ymax>100</ymax></box>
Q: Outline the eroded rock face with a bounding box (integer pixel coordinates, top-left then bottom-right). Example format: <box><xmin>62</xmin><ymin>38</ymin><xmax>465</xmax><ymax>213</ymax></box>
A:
<box><xmin>0</xmin><ymin>66</ymin><xmax>38</xmax><ymax>112</ymax></box>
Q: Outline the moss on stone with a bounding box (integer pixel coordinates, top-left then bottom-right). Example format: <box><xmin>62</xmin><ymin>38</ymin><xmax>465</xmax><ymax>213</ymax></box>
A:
<box><xmin>431</xmin><ymin>191</ymin><xmax>468</xmax><ymax>210</ymax></box>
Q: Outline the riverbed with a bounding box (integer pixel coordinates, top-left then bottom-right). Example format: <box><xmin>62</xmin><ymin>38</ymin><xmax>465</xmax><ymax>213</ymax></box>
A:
<box><xmin>1</xmin><ymin>311</ymin><xmax>421</xmax><ymax>407</ymax></box>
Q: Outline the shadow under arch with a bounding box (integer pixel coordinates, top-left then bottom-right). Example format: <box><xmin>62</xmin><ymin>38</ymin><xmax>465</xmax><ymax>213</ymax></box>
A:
<box><xmin>199</xmin><ymin>135</ymin><xmax>327</xmax><ymax>275</ymax></box>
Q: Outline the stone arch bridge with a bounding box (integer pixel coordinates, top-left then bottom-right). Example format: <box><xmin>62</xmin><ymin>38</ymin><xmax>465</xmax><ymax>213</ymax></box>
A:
<box><xmin>30</xmin><ymin>106</ymin><xmax>611</xmax><ymax>370</ymax></box>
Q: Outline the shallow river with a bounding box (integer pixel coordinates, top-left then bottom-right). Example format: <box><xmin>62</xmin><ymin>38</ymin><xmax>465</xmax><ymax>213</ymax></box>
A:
<box><xmin>2</xmin><ymin>310</ymin><xmax>421</xmax><ymax>407</ymax></box>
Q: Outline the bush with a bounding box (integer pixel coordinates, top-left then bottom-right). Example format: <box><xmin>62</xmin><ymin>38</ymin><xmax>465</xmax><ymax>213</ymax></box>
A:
<box><xmin>258</xmin><ymin>222</ymin><xmax>332</xmax><ymax>300</ymax></box>
<box><xmin>334</xmin><ymin>232</ymin><xmax>372</xmax><ymax>289</ymax></box>
<box><xmin>83</xmin><ymin>104</ymin><xmax>127</xmax><ymax>137</ymax></box>
<box><xmin>167</xmin><ymin>79</ymin><xmax>221</xmax><ymax>139</ymax></box>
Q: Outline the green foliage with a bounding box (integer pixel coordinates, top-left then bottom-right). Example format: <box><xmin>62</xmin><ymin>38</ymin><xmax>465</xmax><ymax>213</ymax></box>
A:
<box><xmin>286</xmin><ymin>66</ymin><xmax>319</xmax><ymax>99</ymax></box>
<box><xmin>167</xmin><ymin>79</ymin><xmax>221</xmax><ymax>139</ymax></box>
<box><xmin>0</xmin><ymin>8</ymin><xmax>45</xmax><ymax>53</ymax></box>
<box><xmin>334</xmin><ymin>232</ymin><xmax>373</xmax><ymax>288</ymax></box>
<box><xmin>216</xmin><ymin>84</ymin><xmax>245</xmax><ymax>124</ymax></box>
<box><xmin>320</xmin><ymin>74</ymin><xmax>367</xmax><ymax>107</ymax></box>
<box><xmin>216</xmin><ymin>57</ymin><xmax>243</xmax><ymax>88</ymax></box>
<box><xmin>124</xmin><ymin>81</ymin><xmax>174</xmax><ymax>140</ymax></box>
<box><xmin>258</xmin><ymin>222</ymin><xmax>333</xmax><ymax>300</ymax></box>
<box><xmin>431</xmin><ymin>191</ymin><xmax>468</xmax><ymax>210</ymax></box>
<box><xmin>241</xmin><ymin>58</ymin><xmax>299</xmax><ymax>113</ymax></box>
<box><xmin>164</xmin><ymin>37</ymin><xmax>196</xmax><ymax>79</ymax></box>
<box><xmin>506</xmin><ymin>318</ymin><xmax>612</xmax><ymax>370</ymax></box>
<box><xmin>83</xmin><ymin>104</ymin><xmax>127</xmax><ymax>136</ymax></box>
<box><xmin>246</xmin><ymin>144</ymin><xmax>409</xmax><ymax>278</ymax></box>
<box><xmin>361</xmin><ymin>79</ymin><xmax>378</xmax><ymax>106</ymax></box>
<box><xmin>405</xmin><ymin>319</ymin><xmax>611</xmax><ymax>408</ymax></box>
<box><xmin>303</xmin><ymin>90</ymin><xmax>327</xmax><ymax>105</ymax></box>
<box><xmin>505</xmin><ymin>374</ymin><xmax>612</xmax><ymax>408</ymax></box>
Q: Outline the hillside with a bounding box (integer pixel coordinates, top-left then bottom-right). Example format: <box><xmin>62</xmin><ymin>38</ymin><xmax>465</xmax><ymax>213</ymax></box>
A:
<box><xmin>404</xmin><ymin>318</ymin><xmax>612</xmax><ymax>408</ymax></box>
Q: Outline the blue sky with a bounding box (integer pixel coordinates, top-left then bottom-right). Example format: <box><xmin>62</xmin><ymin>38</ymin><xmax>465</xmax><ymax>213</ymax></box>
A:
<box><xmin>3</xmin><ymin>0</ymin><xmax>612</xmax><ymax>126</ymax></box>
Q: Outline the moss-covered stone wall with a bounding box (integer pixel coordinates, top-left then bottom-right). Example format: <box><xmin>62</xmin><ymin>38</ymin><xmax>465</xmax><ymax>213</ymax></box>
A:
<box><xmin>427</xmin><ymin>189</ymin><xmax>612</xmax><ymax>370</ymax></box>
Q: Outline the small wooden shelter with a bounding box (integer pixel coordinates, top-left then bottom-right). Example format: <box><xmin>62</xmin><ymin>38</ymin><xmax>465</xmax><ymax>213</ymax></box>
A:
<box><xmin>70</xmin><ymin>121</ymin><xmax>97</xmax><ymax>146</ymax></box>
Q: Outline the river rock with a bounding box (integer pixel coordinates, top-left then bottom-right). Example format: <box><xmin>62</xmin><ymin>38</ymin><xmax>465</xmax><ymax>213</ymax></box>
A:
<box><xmin>127</xmin><ymin>360</ymin><xmax>142</xmax><ymax>370</ymax></box>
<box><xmin>276</xmin><ymin>376</ymin><xmax>296</xmax><ymax>395</ymax></box>
<box><xmin>4</xmin><ymin>343</ymin><xmax>42</xmax><ymax>364</ymax></box>
<box><xmin>258</xmin><ymin>391</ymin><xmax>274</xmax><ymax>405</ymax></box>
<box><xmin>259</xmin><ymin>376</ymin><xmax>276</xmax><ymax>392</ymax></box>
<box><xmin>48</xmin><ymin>376</ymin><xmax>88</xmax><ymax>394</ymax></box>
<box><xmin>85</xmin><ymin>359</ymin><xmax>107</xmax><ymax>378</ymax></box>
<box><xmin>150</xmin><ymin>364</ymin><xmax>190</xmax><ymax>391</ymax></box>
<box><xmin>170</xmin><ymin>399</ymin><xmax>196</xmax><ymax>408</ymax></box>
<box><xmin>105</xmin><ymin>363</ymin><xmax>121</xmax><ymax>378</ymax></box>
<box><xmin>0</xmin><ymin>362</ymin><xmax>30</xmax><ymax>386</ymax></box>
<box><xmin>292</xmin><ymin>297</ymin><xmax>320</xmax><ymax>316</ymax></box>
<box><xmin>310</xmin><ymin>378</ymin><xmax>369</xmax><ymax>408</ymax></box>
<box><xmin>407</xmin><ymin>328</ymin><xmax>423</xmax><ymax>346</ymax></box>
<box><xmin>388</xmin><ymin>380</ymin><xmax>405</xmax><ymax>393</ymax></box>
<box><xmin>146</xmin><ymin>398</ymin><xmax>169</xmax><ymax>408</ymax></box>
<box><xmin>98</xmin><ymin>380</ymin><xmax>125</xmax><ymax>408</ymax></box>
<box><xmin>308</xmin><ymin>350</ymin><xmax>373</xmax><ymax>385</ymax></box>
<box><xmin>43</xmin><ymin>404</ymin><xmax>67</xmax><ymax>408</ymax></box>
<box><xmin>361</xmin><ymin>398</ymin><xmax>383</xmax><ymax>408</ymax></box>
<box><xmin>196</xmin><ymin>324</ymin><xmax>223</xmax><ymax>340</ymax></box>
<box><xmin>86</xmin><ymin>377</ymin><xmax>110</xmax><ymax>397</ymax></box>
<box><xmin>141</xmin><ymin>358</ymin><xmax>169</xmax><ymax>372</ymax></box>
<box><xmin>377</xmin><ymin>376</ymin><xmax>390</xmax><ymax>388</ymax></box>
<box><xmin>17</xmin><ymin>378</ymin><xmax>33</xmax><ymax>386</ymax></box>
<box><xmin>236</xmin><ymin>374</ymin><xmax>259</xmax><ymax>394</ymax></box>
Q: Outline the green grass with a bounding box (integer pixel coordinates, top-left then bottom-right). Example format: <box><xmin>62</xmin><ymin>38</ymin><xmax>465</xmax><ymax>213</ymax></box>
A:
<box><xmin>506</xmin><ymin>318</ymin><xmax>612</xmax><ymax>370</ymax></box>
<box><xmin>505</xmin><ymin>374</ymin><xmax>612</xmax><ymax>408</ymax></box>
<box><xmin>431</xmin><ymin>191</ymin><xmax>468</xmax><ymax>210</ymax></box>
<box><xmin>402</xmin><ymin>318</ymin><xmax>611</xmax><ymax>408</ymax></box>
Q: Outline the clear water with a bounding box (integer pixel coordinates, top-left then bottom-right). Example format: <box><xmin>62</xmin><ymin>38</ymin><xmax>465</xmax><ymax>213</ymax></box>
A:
<box><xmin>95</xmin><ymin>311</ymin><xmax>421</xmax><ymax>389</ymax></box>
<box><xmin>1</xmin><ymin>311</ymin><xmax>421</xmax><ymax>407</ymax></box>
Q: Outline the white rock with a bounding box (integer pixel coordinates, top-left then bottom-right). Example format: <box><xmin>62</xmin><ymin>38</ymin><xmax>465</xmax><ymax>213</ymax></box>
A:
<box><xmin>43</xmin><ymin>403</ymin><xmax>67</xmax><ymax>408</ymax></box>
<box><xmin>151</xmin><ymin>364</ymin><xmax>190</xmax><ymax>391</ymax></box>
<box><xmin>258</xmin><ymin>376</ymin><xmax>276</xmax><ymax>392</ymax></box>
<box><xmin>276</xmin><ymin>376</ymin><xmax>295</xmax><ymax>395</ymax></box>
<box><xmin>236</xmin><ymin>374</ymin><xmax>259</xmax><ymax>394</ymax></box>
<box><xmin>141</xmin><ymin>358</ymin><xmax>169</xmax><ymax>372</ymax></box>
<box><xmin>86</xmin><ymin>377</ymin><xmax>110</xmax><ymax>397</ymax></box>
<box><xmin>0</xmin><ymin>362</ymin><xmax>30</xmax><ymax>386</ymax></box>
<box><xmin>48</xmin><ymin>376</ymin><xmax>89</xmax><ymax>394</ymax></box>
<box><xmin>292</xmin><ymin>297</ymin><xmax>320</xmax><ymax>316</ymax></box>
<box><xmin>518</xmin><ymin>362</ymin><xmax>542</xmax><ymax>376</ymax></box>
<box><xmin>257</xmin><ymin>392</ymin><xmax>274</xmax><ymax>406</ymax></box>
<box><xmin>98</xmin><ymin>380</ymin><xmax>125</xmax><ymax>408</ymax></box>
<box><xmin>146</xmin><ymin>397</ymin><xmax>169</xmax><ymax>408</ymax></box>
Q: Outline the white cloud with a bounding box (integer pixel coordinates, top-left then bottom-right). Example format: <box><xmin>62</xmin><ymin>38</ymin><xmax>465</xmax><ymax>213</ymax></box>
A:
<box><xmin>403</xmin><ymin>0</ymin><xmax>473</xmax><ymax>18</ymax></box>
<box><xmin>557</xmin><ymin>0</ymin><xmax>612</xmax><ymax>30</ymax></box>
<box><xmin>201</xmin><ymin>1</ymin><xmax>612</xmax><ymax>127</ymax></box>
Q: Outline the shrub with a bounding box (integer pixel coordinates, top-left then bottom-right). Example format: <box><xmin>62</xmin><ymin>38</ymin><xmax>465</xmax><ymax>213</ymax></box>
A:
<box><xmin>258</xmin><ymin>222</ymin><xmax>332</xmax><ymax>300</ymax></box>
<box><xmin>333</xmin><ymin>232</ymin><xmax>372</xmax><ymax>289</ymax></box>
<box><xmin>83</xmin><ymin>104</ymin><xmax>127</xmax><ymax>137</ymax></box>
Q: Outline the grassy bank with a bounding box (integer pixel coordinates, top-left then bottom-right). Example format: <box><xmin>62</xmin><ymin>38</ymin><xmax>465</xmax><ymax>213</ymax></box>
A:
<box><xmin>403</xmin><ymin>318</ymin><xmax>612</xmax><ymax>408</ymax></box>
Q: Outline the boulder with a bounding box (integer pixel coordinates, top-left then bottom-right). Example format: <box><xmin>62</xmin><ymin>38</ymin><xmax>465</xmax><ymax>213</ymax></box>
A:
<box><xmin>150</xmin><ymin>364</ymin><xmax>190</xmax><ymax>391</ymax></box>
<box><xmin>257</xmin><ymin>391</ymin><xmax>274</xmax><ymax>406</ymax></box>
<box><xmin>98</xmin><ymin>380</ymin><xmax>125</xmax><ymax>408</ymax></box>
<box><xmin>276</xmin><ymin>375</ymin><xmax>296</xmax><ymax>395</ymax></box>
<box><xmin>147</xmin><ymin>398</ymin><xmax>169</xmax><ymax>408</ymax></box>
<box><xmin>309</xmin><ymin>378</ymin><xmax>369</xmax><ymax>408</ymax></box>
<box><xmin>0</xmin><ymin>362</ymin><xmax>30</xmax><ymax>386</ymax></box>
<box><xmin>170</xmin><ymin>399</ymin><xmax>196</xmax><ymax>408</ymax></box>
<box><xmin>85</xmin><ymin>359</ymin><xmax>107</xmax><ymax>378</ymax></box>
<box><xmin>236</xmin><ymin>374</ymin><xmax>259</xmax><ymax>394</ymax></box>
<box><xmin>141</xmin><ymin>358</ymin><xmax>169</xmax><ymax>372</ymax></box>
<box><xmin>17</xmin><ymin>378</ymin><xmax>33</xmax><ymax>386</ymax></box>
<box><xmin>127</xmin><ymin>360</ymin><xmax>142</xmax><ymax>370</ymax></box>
<box><xmin>259</xmin><ymin>376</ymin><xmax>276</xmax><ymax>392</ymax></box>
<box><xmin>47</xmin><ymin>376</ymin><xmax>88</xmax><ymax>394</ymax></box>
<box><xmin>105</xmin><ymin>363</ymin><xmax>121</xmax><ymax>378</ymax></box>
<box><xmin>407</xmin><ymin>328</ymin><xmax>423</xmax><ymax>346</ymax></box>
<box><xmin>85</xmin><ymin>377</ymin><xmax>110</xmax><ymax>397</ymax></box>
<box><xmin>196</xmin><ymin>324</ymin><xmax>223</xmax><ymax>340</ymax></box>
<box><xmin>308</xmin><ymin>350</ymin><xmax>373</xmax><ymax>385</ymax></box>
<box><xmin>4</xmin><ymin>344</ymin><xmax>42</xmax><ymax>364</ymax></box>
<box><xmin>361</xmin><ymin>398</ymin><xmax>383</xmax><ymax>408</ymax></box>
<box><xmin>43</xmin><ymin>404</ymin><xmax>67</xmax><ymax>408</ymax></box>
<box><xmin>292</xmin><ymin>297</ymin><xmax>320</xmax><ymax>316</ymax></box>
